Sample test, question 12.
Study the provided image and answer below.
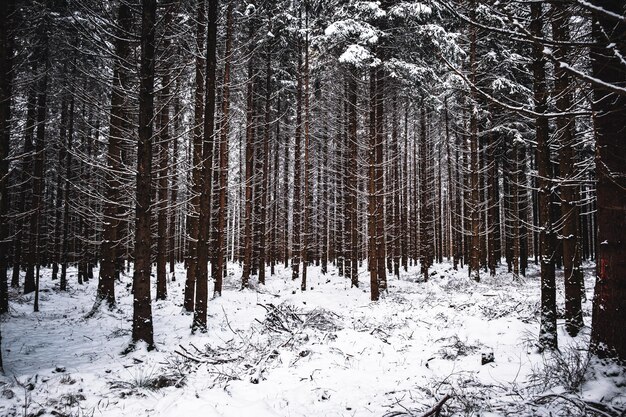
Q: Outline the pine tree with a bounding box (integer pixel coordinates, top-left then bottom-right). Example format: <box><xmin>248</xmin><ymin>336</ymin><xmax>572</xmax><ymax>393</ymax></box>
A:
<box><xmin>132</xmin><ymin>0</ymin><xmax>157</xmax><ymax>349</ymax></box>
<box><xmin>98</xmin><ymin>1</ymin><xmax>133</xmax><ymax>308</ymax></box>
<box><xmin>589</xmin><ymin>0</ymin><xmax>626</xmax><ymax>361</ymax></box>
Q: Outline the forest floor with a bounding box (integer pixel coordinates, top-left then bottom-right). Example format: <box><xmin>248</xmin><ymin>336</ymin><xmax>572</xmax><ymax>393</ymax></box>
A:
<box><xmin>1</xmin><ymin>261</ymin><xmax>625</xmax><ymax>417</ymax></box>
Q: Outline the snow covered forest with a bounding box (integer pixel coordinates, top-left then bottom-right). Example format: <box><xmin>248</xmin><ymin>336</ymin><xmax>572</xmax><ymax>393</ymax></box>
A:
<box><xmin>0</xmin><ymin>0</ymin><xmax>625</xmax><ymax>415</ymax></box>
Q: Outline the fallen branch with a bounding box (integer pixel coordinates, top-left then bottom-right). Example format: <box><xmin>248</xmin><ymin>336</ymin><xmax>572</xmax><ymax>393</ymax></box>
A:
<box><xmin>419</xmin><ymin>394</ymin><xmax>452</xmax><ymax>417</ymax></box>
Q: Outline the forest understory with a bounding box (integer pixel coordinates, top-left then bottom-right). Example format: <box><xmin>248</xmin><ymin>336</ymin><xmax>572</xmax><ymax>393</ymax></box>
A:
<box><xmin>1</xmin><ymin>261</ymin><xmax>624</xmax><ymax>417</ymax></box>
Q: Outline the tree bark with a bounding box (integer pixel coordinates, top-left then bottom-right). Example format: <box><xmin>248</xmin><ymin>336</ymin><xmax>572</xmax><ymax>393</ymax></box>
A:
<box><xmin>215</xmin><ymin>0</ymin><xmax>233</xmax><ymax>295</ymax></box>
<box><xmin>589</xmin><ymin>0</ymin><xmax>626</xmax><ymax>360</ymax></box>
<box><xmin>132</xmin><ymin>0</ymin><xmax>157</xmax><ymax>349</ymax></box>
<box><xmin>468</xmin><ymin>0</ymin><xmax>480</xmax><ymax>282</ymax></box>
<box><xmin>531</xmin><ymin>2</ymin><xmax>557</xmax><ymax>352</ymax></box>
<box><xmin>0</xmin><ymin>0</ymin><xmax>15</xmax><ymax>313</ymax></box>
<box><xmin>551</xmin><ymin>5</ymin><xmax>583</xmax><ymax>337</ymax></box>
<box><xmin>184</xmin><ymin>0</ymin><xmax>205</xmax><ymax>312</ymax></box>
<box><xmin>194</xmin><ymin>0</ymin><xmax>218</xmax><ymax>331</ymax></box>
<box><xmin>242</xmin><ymin>13</ymin><xmax>255</xmax><ymax>289</ymax></box>
<box><xmin>258</xmin><ymin>20</ymin><xmax>271</xmax><ymax>286</ymax></box>
<box><xmin>346</xmin><ymin>69</ymin><xmax>359</xmax><ymax>288</ymax></box>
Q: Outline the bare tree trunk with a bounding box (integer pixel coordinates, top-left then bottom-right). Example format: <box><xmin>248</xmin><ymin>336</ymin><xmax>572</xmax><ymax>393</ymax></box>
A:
<box><xmin>193</xmin><ymin>0</ymin><xmax>218</xmax><ymax>331</ymax></box>
<box><xmin>589</xmin><ymin>0</ymin><xmax>626</xmax><ymax>360</ymax></box>
<box><xmin>391</xmin><ymin>95</ymin><xmax>401</xmax><ymax>277</ymax></box>
<box><xmin>155</xmin><ymin>3</ymin><xmax>175</xmax><ymax>302</ymax></box>
<box><xmin>27</xmin><ymin>33</ymin><xmax>49</xmax><ymax>311</ymax></box>
<box><xmin>551</xmin><ymin>5</ymin><xmax>583</xmax><ymax>337</ymax></box>
<box><xmin>487</xmin><ymin>118</ymin><xmax>497</xmax><ymax>277</ymax></box>
<box><xmin>419</xmin><ymin>107</ymin><xmax>433</xmax><ymax>282</ymax></box>
<box><xmin>301</xmin><ymin>8</ymin><xmax>310</xmax><ymax>291</ymax></box>
<box><xmin>531</xmin><ymin>2</ymin><xmax>557</xmax><ymax>352</ymax></box>
<box><xmin>60</xmin><ymin>97</ymin><xmax>75</xmax><ymax>292</ymax></box>
<box><xmin>51</xmin><ymin>96</ymin><xmax>68</xmax><ymax>283</ymax></box>
<box><xmin>11</xmin><ymin>90</ymin><xmax>36</xmax><ymax>288</ymax></box>
<box><xmin>155</xmin><ymin>77</ymin><xmax>170</xmax><ymax>301</ymax></box>
<box><xmin>468</xmin><ymin>0</ymin><xmax>480</xmax><ymax>282</ymax></box>
<box><xmin>259</xmin><ymin>22</ymin><xmax>271</xmax><ymax>286</ymax></box>
<box><xmin>214</xmin><ymin>0</ymin><xmax>233</xmax><ymax>295</ymax></box>
<box><xmin>282</xmin><ymin>98</ymin><xmax>290</xmax><ymax>268</ymax></box>
<box><xmin>184</xmin><ymin>0</ymin><xmax>205</xmax><ymax>312</ymax></box>
<box><xmin>0</xmin><ymin>0</ymin><xmax>15</xmax><ymax>313</ymax></box>
<box><xmin>241</xmin><ymin>15</ymin><xmax>255</xmax><ymax>289</ymax></box>
<box><xmin>270</xmin><ymin>96</ymin><xmax>280</xmax><ymax>275</ymax></box>
<box><xmin>401</xmin><ymin>105</ymin><xmax>409</xmax><ymax>271</ymax></box>
<box><xmin>169</xmin><ymin>85</ymin><xmax>181</xmax><ymax>279</ymax></box>
<box><xmin>346</xmin><ymin>70</ymin><xmax>359</xmax><ymax>287</ymax></box>
<box><xmin>368</xmin><ymin>67</ymin><xmax>380</xmax><ymax>301</ymax></box>
<box><xmin>132</xmin><ymin>0</ymin><xmax>157</xmax><ymax>349</ymax></box>
<box><xmin>291</xmin><ymin>29</ymin><xmax>303</xmax><ymax>283</ymax></box>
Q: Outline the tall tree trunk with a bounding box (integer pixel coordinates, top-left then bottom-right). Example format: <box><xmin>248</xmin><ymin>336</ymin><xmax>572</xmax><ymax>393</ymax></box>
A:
<box><xmin>132</xmin><ymin>0</ymin><xmax>157</xmax><ymax>349</ymax></box>
<box><xmin>531</xmin><ymin>2</ymin><xmax>557</xmax><ymax>352</ymax></box>
<box><xmin>0</xmin><ymin>0</ymin><xmax>15</xmax><ymax>313</ymax></box>
<box><xmin>241</xmin><ymin>13</ymin><xmax>255</xmax><ymax>289</ymax></box>
<box><xmin>51</xmin><ymin>96</ymin><xmax>67</xmax><ymax>283</ymax></box>
<box><xmin>60</xmin><ymin>97</ymin><xmax>75</xmax><ymax>291</ymax></box>
<box><xmin>391</xmin><ymin>95</ymin><xmax>401</xmax><ymax>277</ymax></box>
<box><xmin>184</xmin><ymin>0</ymin><xmax>205</xmax><ymax>312</ymax></box>
<box><xmin>401</xmin><ymin>105</ymin><xmax>409</xmax><ymax>271</ymax></box>
<box><xmin>551</xmin><ymin>5</ymin><xmax>583</xmax><ymax>337</ymax></box>
<box><xmin>169</xmin><ymin>84</ymin><xmax>181</xmax><ymax>278</ymax></box>
<box><xmin>487</xmin><ymin>118</ymin><xmax>497</xmax><ymax>276</ymax></box>
<box><xmin>589</xmin><ymin>0</ymin><xmax>626</xmax><ymax>360</ymax></box>
<box><xmin>291</xmin><ymin>23</ymin><xmax>303</xmax><ymax>284</ymax></box>
<box><xmin>346</xmin><ymin>69</ymin><xmax>359</xmax><ymax>288</ymax></box>
<box><xmin>374</xmin><ymin>67</ymin><xmax>387</xmax><ymax>292</ymax></box>
<box><xmin>99</xmin><ymin>1</ymin><xmax>132</xmax><ymax>308</ymax></box>
<box><xmin>156</xmin><ymin>81</ymin><xmax>170</xmax><ymax>301</ymax></box>
<box><xmin>215</xmin><ymin>0</ymin><xmax>233</xmax><ymax>295</ymax></box>
<box><xmin>270</xmin><ymin>96</ymin><xmax>280</xmax><ymax>275</ymax></box>
<box><xmin>156</xmin><ymin>1</ymin><xmax>175</xmax><ymax>302</ymax></box>
<box><xmin>301</xmin><ymin>9</ymin><xmax>311</xmax><ymax>291</ymax></box>
<box><xmin>419</xmin><ymin>107</ymin><xmax>432</xmax><ymax>282</ymax></box>
<box><xmin>259</xmin><ymin>23</ymin><xmax>271</xmax><ymax>286</ymax></box>
<box><xmin>193</xmin><ymin>0</ymin><xmax>218</xmax><ymax>331</ymax></box>
<box><xmin>27</xmin><ymin>32</ymin><xmax>49</xmax><ymax>310</ymax></box>
<box><xmin>468</xmin><ymin>0</ymin><xmax>480</xmax><ymax>282</ymax></box>
<box><xmin>11</xmin><ymin>90</ymin><xmax>36</xmax><ymax>288</ymax></box>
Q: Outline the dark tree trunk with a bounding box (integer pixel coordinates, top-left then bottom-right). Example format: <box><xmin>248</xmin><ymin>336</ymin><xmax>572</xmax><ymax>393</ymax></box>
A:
<box><xmin>132</xmin><ymin>0</ymin><xmax>157</xmax><ymax>349</ymax></box>
<box><xmin>11</xmin><ymin>91</ymin><xmax>36</xmax><ymax>289</ymax></box>
<box><xmin>241</xmin><ymin>14</ymin><xmax>255</xmax><ymax>289</ymax></box>
<box><xmin>301</xmin><ymin>10</ymin><xmax>311</xmax><ymax>291</ymax></box>
<box><xmin>589</xmin><ymin>0</ymin><xmax>626</xmax><ymax>361</ymax></box>
<box><xmin>184</xmin><ymin>0</ymin><xmax>205</xmax><ymax>312</ymax></box>
<box><xmin>193</xmin><ymin>0</ymin><xmax>218</xmax><ymax>331</ymax></box>
<box><xmin>27</xmin><ymin>33</ymin><xmax>49</xmax><ymax>310</ymax></box>
<box><xmin>99</xmin><ymin>1</ymin><xmax>132</xmax><ymax>308</ymax></box>
<box><xmin>346</xmin><ymin>69</ymin><xmax>359</xmax><ymax>288</ymax></box>
<box><xmin>259</xmin><ymin>23</ymin><xmax>271</xmax><ymax>286</ymax></box>
<box><xmin>419</xmin><ymin>107</ymin><xmax>433</xmax><ymax>282</ymax></box>
<box><xmin>0</xmin><ymin>0</ymin><xmax>15</xmax><ymax>313</ymax></box>
<box><xmin>155</xmin><ymin>82</ymin><xmax>170</xmax><ymax>301</ymax></box>
<box><xmin>214</xmin><ymin>0</ymin><xmax>233</xmax><ymax>295</ymax></box>
<box><xmin>291</xmin><ymin>30</ymin><xmax>303</xmax><ymax>284</ymax></box>
<box><xmin>60</xmin><ymin>97</ymin><xmax>75</xmax><ymax>292</ymax></box>
<box><xmin>551</xmin><ymin>5</ymin><xmax>583</xmax><ymax>337</ymax></box>
<box><xmin>531</xmin><ymin>2</ymin><xmax>557</xmax><ymax>352</ymax></box>
<box><xmin>468</xmin><ymin>0</ymin><xmax>480</xmax><ymax>282</ymax></box>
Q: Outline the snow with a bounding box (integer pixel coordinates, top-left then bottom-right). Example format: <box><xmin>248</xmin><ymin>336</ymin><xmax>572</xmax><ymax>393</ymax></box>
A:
<box><xmin>338</xmin><ymin>44</ymin><xmax>373</xmax><ymax>67</ymax></box>
<box><xmin>1</xmin><ymin>261</ymin><xmax>624</xmax><ymax>416</ymax></box>
<box><xmin>324</xmin><ymin>19</ymin><xmax>379</xmax><ymax>45</ymax></box>
<box><xmin>389</xmin><ymin>2</ymin><xmax>432</xmax><ymax>20</ymax></box>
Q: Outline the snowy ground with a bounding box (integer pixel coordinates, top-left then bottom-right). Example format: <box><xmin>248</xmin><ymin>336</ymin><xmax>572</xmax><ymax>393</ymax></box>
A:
<box><xmin>1</xmin><ymin>261</ymin><xmax>624</xmax><ymax>416</ymax></box>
